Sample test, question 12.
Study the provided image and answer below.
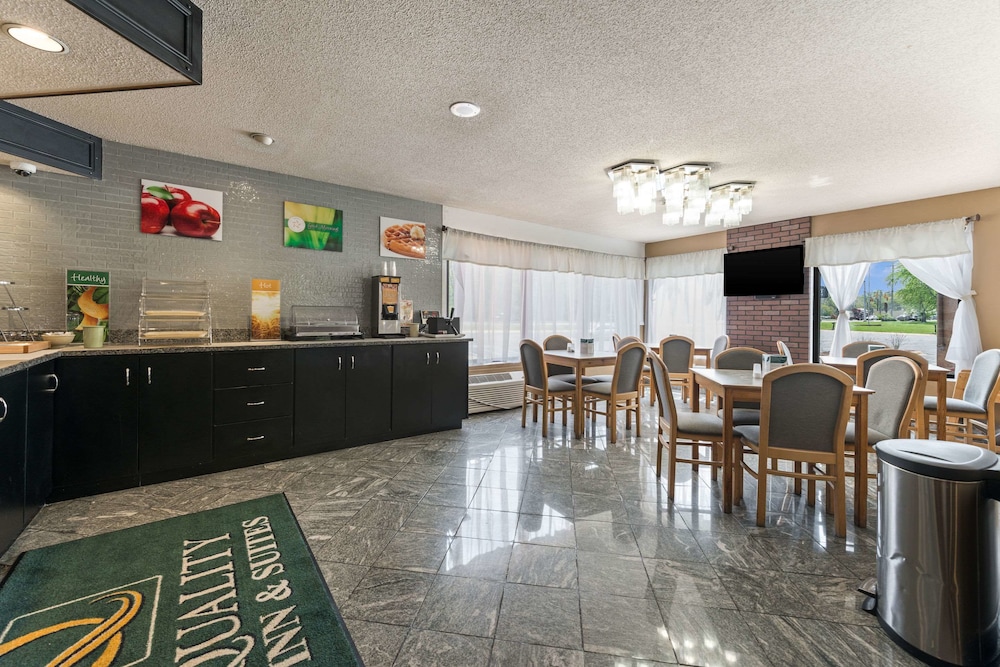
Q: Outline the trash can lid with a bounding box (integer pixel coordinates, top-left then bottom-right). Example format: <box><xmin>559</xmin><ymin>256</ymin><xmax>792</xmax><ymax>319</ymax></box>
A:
<box><xmin>875</xmin><ymin>439</ymin><xmax>1000</xmax><ymax>481</ymax></box>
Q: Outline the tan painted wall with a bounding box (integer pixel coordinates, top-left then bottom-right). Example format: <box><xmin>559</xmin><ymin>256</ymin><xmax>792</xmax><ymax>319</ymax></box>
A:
<box><xmin>646</xmin><ymin>230</ymin><xmax>726</xmax><ymax>257</ymax></box>
<box><xmin>813</xmin><ymin>187</ymin><xmax>1000</xmax><ymax>349</ymax></box>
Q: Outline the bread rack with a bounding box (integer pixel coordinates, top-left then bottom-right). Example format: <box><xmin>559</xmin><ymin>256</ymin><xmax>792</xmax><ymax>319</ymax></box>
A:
<box><xmin>0</xmin><ymin>280</ymin><xmax>36</xmax><ymax>342</ymax></box>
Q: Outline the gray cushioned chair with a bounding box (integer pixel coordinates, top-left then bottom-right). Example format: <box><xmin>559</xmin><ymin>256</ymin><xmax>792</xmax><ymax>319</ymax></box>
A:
<box><xmin>542</xmin><ymin>334</ymin><xmax>597</xmax><ymax>385</ymax></box>
<box><xmin>854</xmin><ymin>349</ymin><xmax>928</xmax><ymax>436</ymax></box>
<box><xmin>657</xmin><ymin>335</ymin><xmax>695</xmax><ymax>406</ymax></box>
<box><xmin>734</xmin><ymin>364</ymin><xmax>854</xmax><ymax>537</ymax></box>
<box><xmin>519</xmin><ymin>339</ymin><xmax>575</xmax><ymax>437</ymax></box>
<box><xmin>649</xmin><ymin>351</ymin><xmax>725</xmax><ymax>499</ymax></box>
<box><xmin>582</xmin><ymin>341</ymin><xmax>645</xmax><ymax>443</ymax></box>
<box><xmin>714</xmin><ymin>346</ymin><xmax>766</xmax><ymax>426</ymax></box>
<box><xmin>591</xmin><ymin>335</ymin><xmax>643</xmax><ymax>384</ymax></box>
<box><xmin>698</xmin><ymin>334</ymin><xmax>731</xmax><ymax>409</ymax></box>
<box><xmin>922</xmin><ymin>349</ymin><xmax>1000</xmax><ymax>449</ymax></box>
<box><xmin>841</xmin><ymin>340</ymin><xmax>887</xmax><ymax>358</ymax></box>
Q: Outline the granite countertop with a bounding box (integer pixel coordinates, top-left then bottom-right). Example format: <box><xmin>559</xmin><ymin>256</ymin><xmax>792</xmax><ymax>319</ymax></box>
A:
<box><xmin>0</xmin><ymin>336</ymin><xmax>470</xmax><ymax>378</ymax></box>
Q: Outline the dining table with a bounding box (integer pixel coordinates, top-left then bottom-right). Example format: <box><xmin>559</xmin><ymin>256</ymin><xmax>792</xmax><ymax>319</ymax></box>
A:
<box><xmin>691</xmin><ymin>367</ymin><xmax>875</xmax><ymax>527</ymax></box>
<box><xmin>820</xmin><ymin>355</ymin><xmax>949</xmax><ymax>439</ymax></box>
<box><xmin>542</xmin><ymin>348</ymin><xmax>619</xmax><ymax>438</ymax></box>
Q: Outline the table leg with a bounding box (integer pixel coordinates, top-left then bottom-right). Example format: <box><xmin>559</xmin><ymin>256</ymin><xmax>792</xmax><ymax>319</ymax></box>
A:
<box><xmin>574</xmin><ymin>364</ymin><xmax>584</xmax><ymax>439</ymax></box>
<box><xmin>936</xmin><ymin>376</ymin><xmax>947</xmax><ymax>441</ymax></box>
<box><xmin>854</xmin><ymin>395</ymin><xmax>868</xmax><ymax>528</ymax></box>
<box><xmin>691</xmin><ymin>376</ymin><xmax>701</xmax><ymax>413</ymax></box>
<box><xmin>722</xmin><ymin>389</ymin><xmax>733</xmax><ymax>514</ymax></box>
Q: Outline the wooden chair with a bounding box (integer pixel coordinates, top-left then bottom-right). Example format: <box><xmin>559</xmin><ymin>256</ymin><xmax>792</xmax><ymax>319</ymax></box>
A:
<box><xmin>854</xmin><ymin>349</ymin><xmax>928</xmax><ymax>437</ymax></box>
<box><xmin>734</xmin><ymin>364</ymin><xmax>854</xmax><ymax>537</ymax></box>
<box><xmin>648</xmin><ymin>351</ymin><xmax>726</xmax><ymax>499</ymax></box>
<box><xmin>699</xmin><ymin>335</ymin><xmax>731</xmax><ymax>408</ymax></box>
<box><xmin>582</xmin><ymin>341</ymin><xmax>645</xmax><ymax>444</ymax></box>
<box><xmin>841</xmin><ymin>340</ymin><xmax>888</xmax><ymax>358</ymax></box>
<box><xmin>543</xmin><ymin>334</ymin><xmax>597</xmax><ymax>385</ymax></box>
<box><xmin>922</xmin><ymin>349</ymin><xmax>1000</xmax><ymax>449</ymax></box>
<box><xmin>658</xmin><ymin>335</ymin><xmax>695</xmax><ymax>405</ymax></box>
<box><xmin>714</xmin><ymin>347</ymin><xmax>766</xmax><ymax>426</ymax></box>
<box><xmin>519</xmin><ymin>339</ymin><xmax>575</xmax><ymax>437</ymax></box>
<box><xmin>592</xmin><ymin>335</ymin><xmax>642</xmax><ymax>384</ymax></box>
<box><xmin>844</xmin><ymin>356</ymin><xmax>922</xmax><ymax>497</ymax></box>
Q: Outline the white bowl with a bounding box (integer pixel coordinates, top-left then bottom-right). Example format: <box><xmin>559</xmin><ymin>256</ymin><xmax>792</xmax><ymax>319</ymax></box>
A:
<box><xmin>42</xmin><ymin>332</ymin><xmax>75</xmax><ymax>346</ymax></box>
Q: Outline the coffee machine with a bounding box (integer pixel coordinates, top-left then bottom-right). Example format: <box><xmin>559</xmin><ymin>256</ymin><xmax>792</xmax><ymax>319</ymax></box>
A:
<box><xmin>372</xmin><ymin>275</ymin><xmax>403</xmax><ymax>337</ymax></box>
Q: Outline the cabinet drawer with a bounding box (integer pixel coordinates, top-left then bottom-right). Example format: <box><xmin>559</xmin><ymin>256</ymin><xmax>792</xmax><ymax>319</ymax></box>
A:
<box><xmin>214</xmin><ymin>417</ymin><xmax>292</xmax><ymax>461</ymax></box>
<box><xmin>214</xmin><ymin>350</ymin><xmax>293</xmax><ymax>388</ymax></box>
<box><xmin>215</xmin><ymin>384</ymin><xmax>292</xmax><ymax>424</ymax></box>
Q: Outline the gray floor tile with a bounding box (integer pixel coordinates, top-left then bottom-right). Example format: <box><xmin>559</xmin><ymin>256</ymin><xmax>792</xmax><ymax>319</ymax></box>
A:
<box><xmin>580</xmin><ymin>594</ymin><xmax>676</xmax><ymax>663</ymax></box>
<box><xmin>318</xmin><ymin>525</ymin><xmax>396</xmax><ymax>565</ymax></box>
<box><xmin>343</xmin><ymin>619</ymin><xmax>408</xmax><ymax>667</ymax></box>
<box><xmin>394</xmin><ymin>629</ymin><xmax>494</xmax><ymax>666</ymax></box>
<box><xmin>496</xmin><ymin>583</ymin><xmax>583</xmax><ymax>650</ymax></box>
<box><xmin>643</xmin><ymin>558</ymin><xmax>736</xmax><ymax>610</ymax></box>
<box><xmin>469</xmin><ymin>486</ymin><xmax>525</xmax><ymax>512</ymax></box>
<box><xmin>520</xmin><ymin>489</ymin><xmax>575</xmax><ymax>518</ymax></box>
<box><xmin>349</xmin><ymin>499</ymin><xmax>414</xmax><ymax>530</ymax></box>
<box><xmin>339</xmin><ymin>568</ymin><xmax>434</xmax><ymax>625</ymax></box>
<box><xmin>373</xmin><ymin>531</ymin><xmax>451</xmax><ymax>573</ymax></box>
<box><xmin>422</xmin><ymin>482</ymin><xmax>475</xmax><ymax>508</ymax></box>
<box><xmin>631</xmin><ymin>524</ymin><xmax>706</xmax><ymax>562</ymax></box>
<box><xmin>315</xmin><ymin>560</ymin><xmax>369</xmax><ymax>601</ymax></box>
<box><xmin>515</xmin><ymin>513</ymin><xmax>576</xmax><ymax>548</ymax></box>
<box><xmin>507</xmin><ymin>543</ymin><xmax>578</xmax><ymax>588</ymax></box>
<box><xmin>490</xmin><ymin>640</ymin><xmax>585</xmax><ymax>667</ymax></box>
<box><xmin>664</xmin><ymin>604</ymin><xmax>770</xmax><ymax>667</ymax></box>
<box><xmin>574</xmin><ymin>520</ymin><xmax>639</xmax><ymax>556</ymax></box>
<box><xmin>412</xmin><ymin>575</ymin><xmax>504</xmax><ymax>637</ymax></box>
<box><xmin>399</xmin><ymin>503</ymin><xmax>467</xmax><ymax>536</ymax></box>
<box><xmin>578</xmin><ymin>552</ymin><xmax>652</xmax><ymax>598</ymax></box>
<box><xmin>438</xmin><ymin>536</ymin><xmax>512</xmax><ymax>581</ymax></box>
<box><xmin>457</xmin><ymin>509</ymin><xmax>519</xmax><ymax>541</ymax></box>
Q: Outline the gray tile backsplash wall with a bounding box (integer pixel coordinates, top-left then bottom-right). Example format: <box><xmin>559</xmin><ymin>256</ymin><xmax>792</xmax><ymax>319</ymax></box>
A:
<box><xmin>0</xmin><ymin>142</ymin><xmax>442</xmax><ymax>340</ymax></box>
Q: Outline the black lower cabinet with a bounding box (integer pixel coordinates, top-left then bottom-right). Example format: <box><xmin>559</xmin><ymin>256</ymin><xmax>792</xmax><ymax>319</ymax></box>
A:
<box><xmin>53</xmin><ymin>355</ymin><xmax>139</xmax><ymax>500</ymax></box>
<box><xmin>25</xmin><ymin>361</ymin><xmax>56</xmax><ymax>523</ymax></box>
<box><xmin>294</xmin><ymin>346</ymin><xmax>392</xmax><ymax>452</ymax></box>
<box><xmin>0</xmin><ymin>371</ymin><xmax>26</xmax><ymax>553</ymax></box>
<box><xmin>393</xmin><ymin>342</ymin><xmax>468</xmax><ymax>435</ymax></box>
<box><xmin>139</xmin><ymin>352</ymin><xmax>213</xmax><ymax>478</ymax></box>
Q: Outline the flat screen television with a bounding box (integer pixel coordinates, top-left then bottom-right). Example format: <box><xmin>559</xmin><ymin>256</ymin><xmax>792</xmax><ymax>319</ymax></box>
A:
<box><xmin>723</xmin><ymin>245</ymin><xmax>805</xmax><ymax>297</ymax></box>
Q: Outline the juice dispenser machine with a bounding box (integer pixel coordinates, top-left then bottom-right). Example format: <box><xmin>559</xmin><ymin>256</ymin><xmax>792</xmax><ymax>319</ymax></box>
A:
<box><xmin>372</xmin><ymin>275</ymin><xmax>403</xmax><ymax>337</ymax></box>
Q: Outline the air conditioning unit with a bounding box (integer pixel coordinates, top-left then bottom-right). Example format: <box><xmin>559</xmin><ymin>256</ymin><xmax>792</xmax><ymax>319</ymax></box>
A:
<box><xmin>468</xmin><ymin>371</ymin><xmax>524</xmax><ymax>413</ymax></box>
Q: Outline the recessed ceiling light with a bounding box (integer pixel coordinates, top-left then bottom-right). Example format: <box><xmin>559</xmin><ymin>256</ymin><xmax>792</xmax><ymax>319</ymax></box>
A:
<box><xmin>3</xmin><ymin>24</ymin><xmax>67</xmax><ymax>53</ymax></box>
<box><xmin>250</xmin><ymin>133</ymin><xmax>275</xmax><ymax>146</ymax></box>
<box><xmin>449</xmin><ymin>102</ymin><xmax>480</xmax><ymax>118</ymax></box>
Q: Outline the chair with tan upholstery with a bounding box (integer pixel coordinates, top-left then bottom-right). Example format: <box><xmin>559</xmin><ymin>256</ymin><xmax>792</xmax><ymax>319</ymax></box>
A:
<box><xmin>582</xmin><ymin>341</ymin><xmax>646</xmax><ymax>443</ymax></box>
<box><xmin>922</xmin><ymin>349</ymin><xmax>1000</xmax><ymax>449</ymax></box>
<box><xmin>519</xmin><ymin>339</ymin><xmax>575</xmax><ymax>437</ymax></box>
<box><xmin>592</xmin><ymin>335</ymin><xmax>643</xmax><ymax>384</ymax></box>
<box><xmin>648</xmin><ymin>351</ymin><xmax>726</xmax><ymax>499</ymax></box>
<box><xmin>841</xmin><ymin>340</ymin><xmax>887</xmax><ymax>358</ymax></box>
<box><xmin>734</xmin><ymin>364</ymin><xmax>854</xmax><ymax>537</ymax></box>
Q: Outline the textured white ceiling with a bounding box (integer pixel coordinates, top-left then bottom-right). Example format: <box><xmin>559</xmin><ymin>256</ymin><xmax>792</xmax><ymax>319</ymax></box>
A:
<box><xmin>7</xmin><ymin>0</ymin><xmax>1000</xmax><ymax>242</ymax></box>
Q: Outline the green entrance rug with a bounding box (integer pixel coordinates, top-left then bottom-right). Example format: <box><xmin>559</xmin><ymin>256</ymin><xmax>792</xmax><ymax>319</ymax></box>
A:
<box><xmin>0</xmin><ymin>493</ymin><xmax>363</xmax><ymax>666</ymax></box>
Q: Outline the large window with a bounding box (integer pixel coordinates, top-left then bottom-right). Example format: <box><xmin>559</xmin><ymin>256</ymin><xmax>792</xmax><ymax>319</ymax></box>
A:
<box><xmin>449</xmin><ymin>261</ymin><xmax>642</xmax><ymax>365</ymax></box>
<box><xmin>647</xmin><ymin>273</ymin><xmax>725</xmax><ymax>346</ymax></box>
<box><xmin>817</xmin><ymin>260</ymin><xmax>956</xmax><ymax>369</ymax></box>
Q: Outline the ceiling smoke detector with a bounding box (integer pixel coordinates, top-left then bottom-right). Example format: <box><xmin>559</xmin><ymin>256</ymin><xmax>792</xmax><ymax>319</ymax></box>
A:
<box><xmin>449</xmin><ymin>102</ymin><xmax>480</xmax><ymax>118</ymax></box>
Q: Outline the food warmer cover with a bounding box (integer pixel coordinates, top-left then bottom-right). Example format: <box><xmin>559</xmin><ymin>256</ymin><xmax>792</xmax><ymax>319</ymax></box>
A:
<box><xmin>283</xmin><ymin>305</ymin><xmax>362</xmax><ymax>339</ymax></box>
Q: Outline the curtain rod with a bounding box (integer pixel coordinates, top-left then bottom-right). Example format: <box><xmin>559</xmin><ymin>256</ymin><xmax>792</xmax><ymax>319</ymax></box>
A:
<box><xmin>966</xmin><ymin>214</ymin><xmax>981</xmax><ymax>223</ymax></box>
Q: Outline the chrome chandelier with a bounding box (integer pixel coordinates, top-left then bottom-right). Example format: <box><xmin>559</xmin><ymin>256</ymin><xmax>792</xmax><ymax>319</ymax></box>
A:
<box><xmin>606</xmin><ymin>160</ymin><xmax>754</xmax><ymax>227</ymax></box>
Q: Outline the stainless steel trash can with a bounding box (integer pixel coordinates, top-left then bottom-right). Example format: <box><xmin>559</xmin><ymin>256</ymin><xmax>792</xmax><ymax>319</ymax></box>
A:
<box><xmin>875</xmin><ymin>439</ymin><xmax>1000</xmax><ymax>666</ymax></box>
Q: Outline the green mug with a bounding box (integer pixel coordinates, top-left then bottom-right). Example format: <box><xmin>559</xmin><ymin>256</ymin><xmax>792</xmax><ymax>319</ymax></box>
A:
<box><xmin>82</xmin><ymin>325</ymin><xmax>106</xmax><ymax>348</ymax></box>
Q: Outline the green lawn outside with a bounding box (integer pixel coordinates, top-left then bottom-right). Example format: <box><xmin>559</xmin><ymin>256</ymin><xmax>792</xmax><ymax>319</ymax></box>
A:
<box><xmin>819</xmin><ymin>320</ymin><xmax>935</xmax><ymax>334</ymax></box>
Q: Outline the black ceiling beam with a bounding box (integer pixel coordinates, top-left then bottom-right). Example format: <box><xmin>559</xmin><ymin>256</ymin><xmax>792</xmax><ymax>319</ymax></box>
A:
<box><xmin>0</xmin><ymin>101</ymin><xmax>102</xmax><ymax>179</ymax></box>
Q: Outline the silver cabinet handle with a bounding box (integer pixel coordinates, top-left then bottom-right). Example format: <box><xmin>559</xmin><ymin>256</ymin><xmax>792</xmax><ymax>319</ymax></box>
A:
<box><xmin>246</xmin><ymin>401</ymin><xmax>265</xmax><ymax>406</ymax></box>
<box><xmin>426</xmin><ymin>352</ymin><xmax>430</xmax><ymax>365</ymax></box>
<box><xmin>351</xmin><ymin>356</ymin><xmax>355</xmax><ymax>370</ymax></box>
<box><xmin>436</xmin><ymin>351</ymin><xmax>440</xmax><ymax>365</ymax></box>
<box><xmin>48</xmin><ymin>373</ymin><xmax>59</xmax><ymax>393</ymax></box>
<box><xmin>147</xmin><ymin>367</ymin><xmax>152</xmax><ymax>384</ymax></box>
<box><xmin>0</xmin><ymin>397</ymin><xmax>6</xmax><ymax>423</ymax></box>
<box><xmin>248</xmin><ymin>366</ymin><xmax>266</xmax><ymax>372</ymax></box>
<box><xmin>247</xmin><ymin>435</ymin><xmax>265</xmax><ymax>441</ymax></box>
<box><xmin>338</xmin><ymin>356</ymin><xmax>342</xmax><ymax>371</ymax></box>
<box><xmin>125</xmin><ymin>368</ymin><xmax>130</xmax><ymax>386</ymax></box>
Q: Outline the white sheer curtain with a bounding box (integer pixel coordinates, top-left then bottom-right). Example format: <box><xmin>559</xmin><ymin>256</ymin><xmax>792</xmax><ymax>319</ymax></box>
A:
<box><xmin>819</xmin><ymin>262</ymin><xmax>870</xmax><ymax>356</ymax></box>
<box><xmin>450</xmin><ymin>262</ymin><xmax>642</xmax><ymax>364</ymax></box>
<box><xmin>647</xmin><ymin>273</ymin><xmax>725</xmax><ymax>346</ymax></box>
<box><xmin>900</xmin><ymin>224</ymin><xmax>981</xmax><ymax>372</ymax></box>
<box><xmin>646</xmin><ymin>249</ymin><xmax>725</xmax><ymax>347</ymax></box>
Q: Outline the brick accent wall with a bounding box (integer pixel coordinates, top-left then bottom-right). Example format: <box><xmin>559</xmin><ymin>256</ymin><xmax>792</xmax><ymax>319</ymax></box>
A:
<box><xmin>725</xmin><ymin>218</ymin><xmax>812</xmax><ymax>361</ymax></box>
<box><xmin>0</xmin><ymin>142</ymin><xmax>442</xmax><ymax>341</ymax></box>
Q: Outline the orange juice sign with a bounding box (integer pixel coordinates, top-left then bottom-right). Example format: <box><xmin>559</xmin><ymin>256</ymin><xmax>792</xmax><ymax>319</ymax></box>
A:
<box><xmin>67</xmin><ymin>270</ymin><xmax>110</xmax><ymax>343</ymax></box>
<box><xmin>251</xmin><ymin>279</ymin><xmax>281</xmax><ymax>340</ymax></box>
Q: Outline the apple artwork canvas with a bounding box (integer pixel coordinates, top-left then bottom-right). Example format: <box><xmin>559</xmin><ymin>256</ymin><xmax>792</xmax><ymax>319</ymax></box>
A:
<box><xmin>140</xmin><ymin>180</ymin><xmax>224</xmax><ymax>241</ymax></box>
